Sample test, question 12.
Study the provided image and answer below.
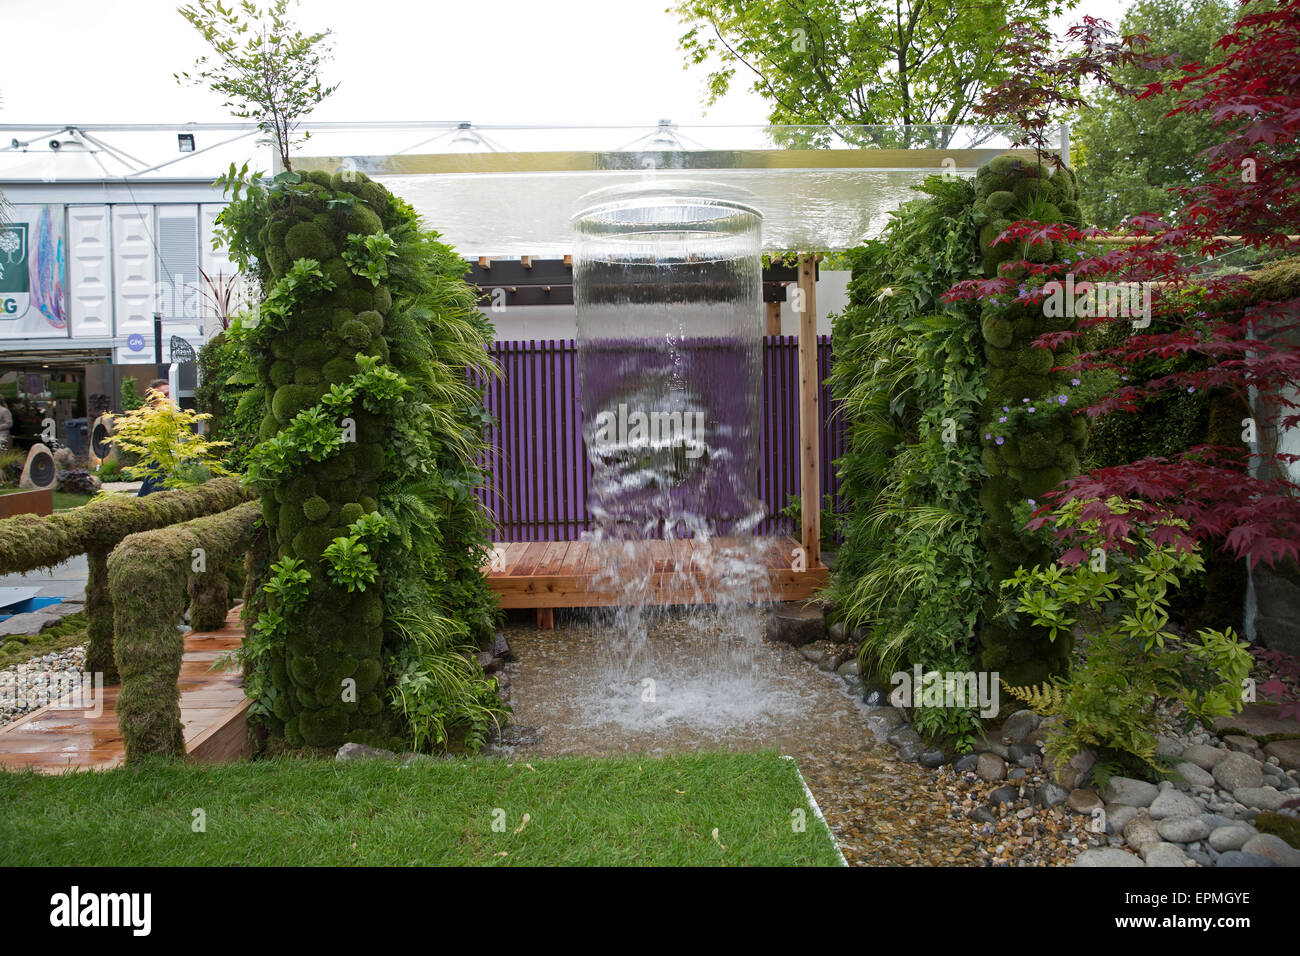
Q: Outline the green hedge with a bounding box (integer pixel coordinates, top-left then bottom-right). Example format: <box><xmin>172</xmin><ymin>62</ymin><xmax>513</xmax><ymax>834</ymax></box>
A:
<box><xmin>107</xmin><ymin>500</ymin><xmax>261</xmax><ymax>761</ymax></box>
<box><xmin>0</xmin><ymin>478</ymin><xmax>255</xmax><ymax>682</ymax></box>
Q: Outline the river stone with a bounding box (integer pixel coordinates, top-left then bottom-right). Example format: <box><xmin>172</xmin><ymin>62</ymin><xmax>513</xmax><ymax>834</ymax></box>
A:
<box><xmin>888</xmin><ymin>725</ymin><xmax>923</xmax><ymax>749</ymax></box>
<box><xmin>1213</xmin><ymin>752</ymin><xmax>1264</xmax><ymax>791</ymax></box>
<box><xmin>1123</xmin><ymin>812</ymin><xmax>1162</xmax><ymax>852</ymax></box>
<box><xmin>1174</xmin><ymin>761</ymin><xmax>1216</xmax><ymax>788</ymax></box>
<box><xmin>1104</xmin><ymin>776</ymin><xmax>1159</xmax><ymax>807</ymax></box>
<box><xmin>865</xmin><ymin>707</ymin><xmax>906</xmax><ymax>738</ymax></box>
<box><xmin>1106</xmin><ymin>805</ymin><xmax>1140</xmax><ymax>834</ymax></box>
<box><xmin>1208</xmin><ymin>826</ymin><xmax>1255</xmax><ymax>852</ymax></box>
<box><xmin>954</xmin><ymin>753</ymin><xmax>979</xmax><ymax>773</ymax></box>
<box><xmin>836</xmin><ymin>659</ymin><xmax>860</xmax><ymax>678</ymax></box>
<box><xmin>1182</xmin><ymin>744</ymin><xmax>1227</xmax><ymax>771</ymax></box>
<box><xmin>1074</xmin><ymin>847</ymin><xmax>1144</xmax><ymax>867</ymax></box>
<box><xmin>969</xmin><ymin>805</ymin><xmax>997</xmax><ymax>825</ymax></box>
<box><xmin>1157</xmin><ymin>816</ymin><xmax>1211</xmax><ymax>843</ymax></box>
<box><xmin>1008</xmin><ymin>768</ymin><xmax>1027</xmax><ymax>781</ymax></box>
<box><xmin>1000</xmin><ymin>709</ymin><xmax>1039</xmax><ymax>745</ymax></box>
<box><xmin>1143</xmin><ymin>842</ymin><xmax>1191</xmax><ymax>867</ymax></box>
<box><xmin>919</xmin><ymin>748</ymin><xmax>946</xmax><ymax>769</ymax></box>
<box><xmin>1224</xmin><ymin>734</ymin><xmax>1261</xmax><ymax>754</ymax></box>
<box><xmin>336</xmin><ymin>742</ymin><xmax>397</xmax><ymax>762</ymax></box>
<box><xmin>1241</xmin><ymin>833</ymin><xmax>1300</xmax><ymax>867</ymax></box>
<box><xmin>765</xmin><ymin>603</ymin><xmax>824</xmax><ymax>646</ymax></box>
<box><xmin>1155</xmin><ymin>735</ymin><xmax>1185</xmax><ymax>759</ymax></box>
<box><xmin>491</xmin><ymin>632</ymin><xmax>513</xmax><ymax>661</ymax></box>
<box><xmin>1036</xmin><ymin>782</ymin><xmax>1069</xmax><ymax>809</ymax></box>
<box><xmin>1150</xmin><ymin>789</ymin><xmax>1201</xmax><ymax>820</ymax></box>
<box><xmin>977</xmin><ymin>752</ymin><xmax>1007</xmax><ymax>782</ymax></box>
<box><xmin>990</xmin><ymin>785</ymin><xmax>1019</xmax><ymax>805</ymax></box>
<box><xmin>1067</xmin><ymin>789</ymin><xmax>1103</xmax><ymax>814</ymax></box>
<box><xmin>800</xmin><ymin>645</ymin><xmax>825</xmax><ymax>664</ymax></box>
<box><xmin>1216</xmin><ymin>850</ymin><xmax>1277</xmax><ymax>867</ymax></box>
<box><xmin>827</xmin><ymin>621</ymin><xmax>847</xmax><ymax>643</ymax></box>
<box><xmin>1054</xmin><ymin>749</ymin><xmax>1097</xmax><ymax>790</ymax></box>
<box><xmin>1233</xmin><ymin>786</ymin><xmax>1288</xmax><ymax>811</ymax></box>
<box><xmin>1264</xmin><ymin>739</ymin><xmax>1300</xmax><ymax>772</ymax></box>
<box><xmin>861</xmin><ymin>681</ymin><xmax>891</xmax><ymax>708</ymax></box>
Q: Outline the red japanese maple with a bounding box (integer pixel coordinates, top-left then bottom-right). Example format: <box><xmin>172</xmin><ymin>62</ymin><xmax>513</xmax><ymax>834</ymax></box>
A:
<box><xmin>947</xmin><ymin>2</ymin><xmax>1300</xmax><ymax>571</ymax></box>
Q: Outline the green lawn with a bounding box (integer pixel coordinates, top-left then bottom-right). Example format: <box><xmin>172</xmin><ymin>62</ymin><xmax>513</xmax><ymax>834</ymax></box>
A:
<box><xmin>0</xmin><ymin>488</ymin><xmax>95</xmax><ymax>511</ymax></box>
<box><xmin>0</xmin><ymin>751</ymin><xmax>842</xmax><ymax>866</ymax></box>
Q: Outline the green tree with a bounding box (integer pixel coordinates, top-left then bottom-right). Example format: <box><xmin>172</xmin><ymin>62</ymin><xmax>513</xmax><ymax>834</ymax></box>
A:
<box><xmin>672</xmin><ymin>0</ymin><xmax>1071</xmax><ymax>147</ymax></box>
<box><xmin>1072</xmin><ymin>0</ymin><xmax>1237</xmax><ymax>229</ymax></box>
<box><xmin>176</xmin><ymin>0</ymin><xmax>337</xmax><ymax>171</ymax></box>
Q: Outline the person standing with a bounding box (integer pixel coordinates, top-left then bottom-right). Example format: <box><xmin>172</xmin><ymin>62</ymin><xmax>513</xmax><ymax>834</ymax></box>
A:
<box><xmin>0</xmin><ymin>397</ymin><xmax>12</xmax><ymax>451</ymax></box>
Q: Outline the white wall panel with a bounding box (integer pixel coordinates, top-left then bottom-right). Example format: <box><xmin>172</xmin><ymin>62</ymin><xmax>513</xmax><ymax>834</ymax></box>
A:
<box><xmin>66</xmin><ymin>205</ymin><xmax>113</xmax><ymax>339</ymax></box>
<box><xmin>111</xmin><ymin>205</ymin><xmax>155</xmax><ymax>348</ymax></box>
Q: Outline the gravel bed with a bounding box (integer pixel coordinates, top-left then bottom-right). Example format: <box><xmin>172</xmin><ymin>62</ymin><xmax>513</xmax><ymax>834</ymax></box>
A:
<box><xmin>0</xmin><ymin>644</ymin><xmax>88</xmax><ymax>728</ymax></box>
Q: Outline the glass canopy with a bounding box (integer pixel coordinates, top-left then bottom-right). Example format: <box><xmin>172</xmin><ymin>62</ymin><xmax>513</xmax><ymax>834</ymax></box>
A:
<box><xmin>294</xmin><ymin>124</ymin><xmax>1048</xmax><ymax>255</ymax></box>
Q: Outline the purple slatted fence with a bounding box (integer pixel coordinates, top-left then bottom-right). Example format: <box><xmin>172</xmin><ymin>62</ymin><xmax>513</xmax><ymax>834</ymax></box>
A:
<box><xmin>472</xmin><ymin>336</ymin><xmax>844</xmax><ymax>542</ymax></box>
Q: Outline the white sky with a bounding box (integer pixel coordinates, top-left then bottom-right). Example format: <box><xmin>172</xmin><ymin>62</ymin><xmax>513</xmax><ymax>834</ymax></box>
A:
<box><xmin>1</xmin><ymin>0</ymin><xmax>1132</xmax><ymax>128</ymax></box>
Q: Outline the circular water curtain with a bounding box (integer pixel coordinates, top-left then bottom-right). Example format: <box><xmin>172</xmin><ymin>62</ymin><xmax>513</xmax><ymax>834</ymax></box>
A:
<box><xmin>572</xmin><ymin>183</ymin><xmax>765</xmax><ymax>540</ymax></box>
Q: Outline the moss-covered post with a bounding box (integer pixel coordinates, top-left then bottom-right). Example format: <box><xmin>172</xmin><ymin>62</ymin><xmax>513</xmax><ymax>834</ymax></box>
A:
<box><xmin>83</xmin><ymin>544</ymin><xmax>117</xmax><ymax>683</ymax></box>
<box><xmin>257</xmin><ymin>171</ymin><xmax>391</xmax><ymax>748</ymax></box>
<box><xmin>974</xmin><ymin>153</ymin><xmax>1088</xmax><ymax>686</ymax></box>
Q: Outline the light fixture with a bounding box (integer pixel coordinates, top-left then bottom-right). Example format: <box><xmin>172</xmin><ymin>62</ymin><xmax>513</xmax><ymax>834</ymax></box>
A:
<box><xmin>177</xmin><ymin>133</ymin><xmax>195</xmax><ymax>152</ymax></box>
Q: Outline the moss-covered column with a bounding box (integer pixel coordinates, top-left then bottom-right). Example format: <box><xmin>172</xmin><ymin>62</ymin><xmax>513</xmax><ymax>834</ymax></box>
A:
<box><xmin>974</xmin><ymin>154</ymin><xmax>1088</xmax><ymax>686</ymax></box>
<box><xmin>257</xmin><ymin>171</ymin><xmax>391</xmax><ymax>748</ymax></box>
<box><xmin>83</xmin><ymin>544</ymin><xmax>117</xmax><ymax>684</ymax></box>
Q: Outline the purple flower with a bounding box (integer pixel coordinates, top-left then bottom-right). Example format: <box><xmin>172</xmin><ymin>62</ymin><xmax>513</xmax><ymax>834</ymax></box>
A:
<box><xmin>1027</xmin><ymin>499</ymin><xmax>1037</xmax><ymax>507</ymax></box>
<box><xmin>1187</xmin><ymin>386</ymin><xmax>1195</xmax><ymax>393</ymax></box>
<box><xmin>1002</xmin><ymin>406</ymin><xmax>1010</xmax><ymax>413</ymax></box>
<box><xmin>1022</xmin><ymin>398</ymin><xmax>1030</xmax><ymax>404</ymax></box>
<box><xmin>999</xmin><ymin>416</ymin><xmax>1007</xmax><ymax>423</ymax></box>
<box><xmin>984</xmin><ymin>433</ymin><xmax>992</xmax><ymax>440</ymax></box>
<box><xmin>995</xmin><ymin>437</ymin><xmax>1005</xmax><ymax>445</ymax></box>
<box><xmin>1070</xmin><ymin>378</ymin><xmax>1080</xmax><ymax>386</ymax></box>
<box><xmin>1028</xmin><ymin>407</ymin><xmax>1036</xmax><ymax>413</ymax></box>
<box><xmin>1057</xmin><ymin>395</ymin><xmax>1068</xmax><ymax>405</ymax></box>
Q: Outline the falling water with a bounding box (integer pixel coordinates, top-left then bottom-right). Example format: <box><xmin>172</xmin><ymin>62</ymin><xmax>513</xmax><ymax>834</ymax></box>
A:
<box><xmin>569</xmin><ymin>183</ymin><xmax>806</xmax><ymax>733</ymax></box>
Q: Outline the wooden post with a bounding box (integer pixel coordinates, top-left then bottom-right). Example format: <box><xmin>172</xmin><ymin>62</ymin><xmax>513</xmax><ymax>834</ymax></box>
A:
<box><xmin>796</xmin><ymin>253</ymin><xmax>820</xmax><ymax>568</ymax></box>
<box><xmin>765</xmin><ymin>299</ymin><xmax>782</xmax><ymax>336</ymax></box>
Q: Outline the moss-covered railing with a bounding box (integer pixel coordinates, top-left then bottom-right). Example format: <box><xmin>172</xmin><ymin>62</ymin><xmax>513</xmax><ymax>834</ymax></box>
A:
<box><xmin>0</xmin><ymin>478</ymin><xmax>255</xmax><ymax>682</ymax></box>
<box><xmin>107</xmin><ymin>500</ymin><xmax>262</xmax><ymax>760</ymax></box>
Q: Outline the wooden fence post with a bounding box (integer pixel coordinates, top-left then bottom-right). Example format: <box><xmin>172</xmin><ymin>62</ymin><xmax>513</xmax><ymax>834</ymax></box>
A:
<box><xmin>796</xmin><ymin>253</ymin><xmax>821</xmax><ymax>568</ymax></box>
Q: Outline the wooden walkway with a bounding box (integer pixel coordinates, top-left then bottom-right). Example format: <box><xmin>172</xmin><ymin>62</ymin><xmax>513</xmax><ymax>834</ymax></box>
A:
<box><xmin>0</xmin><ymin>607</ymin><xmax>251</xmax><ymax>773</ymax></box>
<box><xmin>484</xmin><ymin>535</ymin><xmax>828</xmax><ymax>623</ymax></box>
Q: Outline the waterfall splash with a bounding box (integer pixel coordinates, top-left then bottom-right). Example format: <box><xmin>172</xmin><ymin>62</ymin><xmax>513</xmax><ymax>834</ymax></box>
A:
<box><xmin>568</xmin><ymin>183</ymin><xmax>805</xmax><ymax>733</ymax></box>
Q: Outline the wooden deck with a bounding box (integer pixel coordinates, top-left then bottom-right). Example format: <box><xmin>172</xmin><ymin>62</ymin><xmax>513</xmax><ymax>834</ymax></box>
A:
<box><xmin>484</xmin><ymin>535</ymin><xmax>828</xmax><ymax>621</ymax></box>
<box><xmin>0</xmin><ymin>607</ymin><xmax>251</xmax><ymax>773</ymax></box>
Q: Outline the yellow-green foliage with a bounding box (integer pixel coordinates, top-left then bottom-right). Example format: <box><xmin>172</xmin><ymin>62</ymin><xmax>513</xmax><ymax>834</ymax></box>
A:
<box><xmin>108</xmin><ymin>499</ymin><xmax>261</xmax><ymax>761</ymax></box>
<box><xmin>0</xmin><ymin>477</ymin><xmax>255</xmax><ymax>681</ymax></box>
<box><xmin>107</xmin><ymin>393</ymin><xmax>232</xmax><ymax>488</ymax></box>
<box><xmin>1002</xmin><ymin>679</ymin><xmax>1065</xmax><ymax>715</ymax></box>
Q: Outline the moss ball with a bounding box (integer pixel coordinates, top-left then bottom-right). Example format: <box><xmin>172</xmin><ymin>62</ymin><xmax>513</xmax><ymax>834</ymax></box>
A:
<box><xmin>339</xmin><ymin>502</ymin><xmax>364</xmax><ymax>525</ymax></box>
<box><xmin>981</xmin><ymin>315</ymin><xmax>1015</xmax><ymax>349</ymax></box>
<box><xmin>298</xmin><ymin>708</ymin><xmax>349</xmax><ymax>746</ymax></box>
<box><xmin>358</xmin><ymin>182</ymin><xmax>388</xmax><ymax>208</ymax></box>
<box><xmin>336</xmin><ymin>319</ymin><xmax>371</xmax><ymax>348</ymax></box>
<box><xmin>294</xmin><ymin>340</ymin><xmax>331</xmax><ymax>367</ymax></box>
<box><xmin>1016</xmin><ymin>347</ymin><xmax>1055</xmax><ymax>376</ymax></box>
<box><xmin>353</xmin><ymin>443</ymin><xmax>386</xmax><ymax>480</ymax></box>
<box><xmin>357</xmin><ymin>310</ymin><xmax>384</xmax><ymax>335</ymax></box>
<box><xmin>269</xmin><ymin>360</ymin><xmax>294</xmax><ymax>388</ymax></box>
<box><xmin>284</xmin><ymin>222</ymin><xmax>335</xmax><ymax>262</ymax></box>
<box><xmin>352</xmin><ymin>657</ymin><xmax>382</xmax><ymax>693</ymax></box>
<box><xmin>320</xmin><ymin>454</ymin><xmax>355</xmax><ymax>481</ymax></box>
<box><xmin>372</xmin><ymin>286</ymin><xmax>392</xmax><ymax>314</ymax></box>
<box><xmin>359</xmin><ymin>495</ymin><xmax>378</xmax><ymax>515</ymax></box>
<box><xmin>302</xmin><ymin>495</ymin><xmax>331</xmax><ymax>522</ymax></box>
<box><xmin>271</xmin><ymin>384</ymin><xmax>313</xmax><ymax>423</ymax></box>
<box><xmin>294</xmin><ymin>365</ymin><xmax>322</xmax><ymax>386</ymax></box>
<box><xmin>321</xmin><ymin>257</ymin><xmax>352</xmax><ymax>290</ymax></box>
<box><xmin>986</xmin><ymin>190</ymin><xmax>1016</xmax><ymax>213</ymax></box>
<box><xmin>322</xmin><ymin>356</ymin><xmax>359</xmax><ymax>385</ymax></box>
<box><xmin>292</xmin><ymin>526</ymin><xmax>336</xmax><ymax>561</ymax></box>
<box><xmin>1023</xmin><ymin>240</ymin><xmax>1055</xmax><ymax>264</ymax></box>
<box><xmin>258</xmin><ymin>413</ymin><xmax>281</xmax><ymax>442</ymax></box>
<box><xmin>346</xmin><ymin>205</ymin><xmax>383</xmax><ymax>237</ymax></box>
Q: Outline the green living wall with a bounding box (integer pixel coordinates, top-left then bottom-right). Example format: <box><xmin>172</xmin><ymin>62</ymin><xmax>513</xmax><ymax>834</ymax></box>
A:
<box><xmin>222</xmin><ymin>169</ymin><xmax>505</xmax><ymax>752</ymax></box>
<box><xmin>829</xmin><ymin>174</ymin><xmax>990</xmax><ymax>742</ymax></box>
<box><xmin>973</xmin><ymin>154</ymin><xmax>1088</xmax><ymax>686</ymax></box>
